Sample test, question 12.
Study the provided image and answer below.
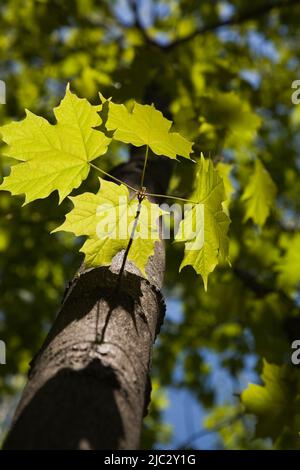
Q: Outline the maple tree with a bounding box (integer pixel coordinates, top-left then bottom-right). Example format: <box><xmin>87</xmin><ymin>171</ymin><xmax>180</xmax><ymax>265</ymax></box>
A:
<box><xmin>1</xmin><ymin>0</ymin><xmax>300</xmax><ymax>451</ymax></box>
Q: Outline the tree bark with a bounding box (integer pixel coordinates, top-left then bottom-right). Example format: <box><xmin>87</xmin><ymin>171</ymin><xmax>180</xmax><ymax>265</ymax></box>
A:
<box><xmin>3</xmin><ymin>154</ymin><xmax>173</xmax><ymax>450</ymax></box>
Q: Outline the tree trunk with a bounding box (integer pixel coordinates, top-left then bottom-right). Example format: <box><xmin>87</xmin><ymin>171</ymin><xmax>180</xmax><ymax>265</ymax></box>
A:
<box><xmin>3</xmin><ymin>155</ymin><xmax>173</xmax><ymax>450</ymax></box>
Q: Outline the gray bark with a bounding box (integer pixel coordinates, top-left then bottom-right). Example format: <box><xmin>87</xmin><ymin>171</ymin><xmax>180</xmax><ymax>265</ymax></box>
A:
<box><xmin>3</xmin><ymin>154</ymin><xmax>173</xmax><ymax>450</ymax></box>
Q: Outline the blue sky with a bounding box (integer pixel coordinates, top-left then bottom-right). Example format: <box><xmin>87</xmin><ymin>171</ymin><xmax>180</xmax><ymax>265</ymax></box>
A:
<box><xmin>159</xmin><ymin>298</ymin><xmax>258</xmax><ymax>449</ymax></box>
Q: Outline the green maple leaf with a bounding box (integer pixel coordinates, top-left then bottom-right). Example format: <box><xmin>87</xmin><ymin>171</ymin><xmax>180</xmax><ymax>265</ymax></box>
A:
<box><xmin>0</xmin><ymin>86</ymin><xmax>111</xmax><ymax>204</ymax></box>
<box><xmin>216</xmin><ymin>161</ymin><xmax>235</xmax><ymax>214</ymax></box>
<box><xmin>242</xmin><ymin>159</ymin><xmax>277</xmax><ymax>226</ymax></box>
<box><xmin>241</xmin><ymin>360</ymin><xmax>297</xmax><ymax>440</ymax></box>
<box><xmin>175</xmin><ymin>155</ymin><xmax>230</xmax><ymax>290</ymax></box>
<box><xmin>53</xmin><ymin>177</ymin><xmax>163</xmax><ymax>276</ymax></box>
<box><xmin>101</xmin><ymin>95</ymin><xmax>193</xmax><ymax>159</ymax></box>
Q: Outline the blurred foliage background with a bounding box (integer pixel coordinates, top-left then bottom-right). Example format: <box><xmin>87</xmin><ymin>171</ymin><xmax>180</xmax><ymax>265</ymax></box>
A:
<box><xmin>1</xmin><ymin>0</ymin><xmax>300</xmax><ymax>449</ymax></box>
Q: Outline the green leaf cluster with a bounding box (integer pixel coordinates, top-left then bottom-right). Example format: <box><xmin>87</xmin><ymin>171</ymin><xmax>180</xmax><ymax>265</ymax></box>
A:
<box><xmin>1</xmin><ymin>87</ymin><xmax>230</xmax><ymax>287</ymax></box>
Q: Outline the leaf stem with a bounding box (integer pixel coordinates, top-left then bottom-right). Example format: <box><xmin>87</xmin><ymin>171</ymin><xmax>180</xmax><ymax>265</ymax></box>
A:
<box><xmin>90</xmin><ymin>162</ymin><xmax>197</xmax><ymax>204</ymax></box>
<box><xmin>145</xmin><ymin>192</ymin><xmax>197</xmax><ymax>204</ymax></box>
<box><xmin>140</xmin><ymin>145</ymin><xmax>149</xmax><ymax>189</ymax></box>
<box><xmin>89</xmin><ymin>162</ymin><xmax>138</xmax><ymax>192</ymax></box>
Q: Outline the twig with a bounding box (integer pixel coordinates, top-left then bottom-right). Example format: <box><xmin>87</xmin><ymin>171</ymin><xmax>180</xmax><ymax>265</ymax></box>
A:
<box><xmin>90</xmin><ymin>158</ymin><xmax>198</xmax><ymax>204</ymax></box>
<box><xmin>115</xmin><ymin>199</ymin><xmax>143</xmax><ymax>291</ymax></box>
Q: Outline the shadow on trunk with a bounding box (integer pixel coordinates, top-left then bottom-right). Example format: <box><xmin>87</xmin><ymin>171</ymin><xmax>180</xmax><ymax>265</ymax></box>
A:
<box><xmin>3</xmin><ymin>359</ymin><xmax>124</xmax><ymax>449</ymax></box>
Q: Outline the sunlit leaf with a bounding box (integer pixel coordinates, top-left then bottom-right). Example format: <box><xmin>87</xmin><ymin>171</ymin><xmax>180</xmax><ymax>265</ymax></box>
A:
<box><xmin>241</xmin><ymin>360</ymin><xmax>299</xmax><ymax>440</ymax></box>
<box><xmin>242</xmin><ymin>159</ymin><xmax>277</xmax><ymax>226</ymax></box>
<box><xmin>0</xmin><ymin>86</ymin><xmax>111</xmax><ymax>204</ymax></box>
<box><xmin>53</xmin><ymin>178</ymin><xmax>164</xmax><ymax>277</ymax></box>
<box><xmin>175</xmin><ymin>155</ymin><xmax>230</xmax><ymax>290</ymax></box>
<box><xmin>101</xmin><ymin>95</ymin><xmax>193</xmax><ymax>160</ymax></box>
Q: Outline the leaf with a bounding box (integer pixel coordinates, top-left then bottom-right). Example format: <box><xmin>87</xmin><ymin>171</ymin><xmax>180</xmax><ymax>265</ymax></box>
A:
<box><xmin>276</xmin><ymin>233</ymin><xmax>300</xmax><ymax>291</ymax></box>
<box><xmin>175</xmin><ymin>155</ymin><xmax>230</xmax><ymax>290</ymax></box>
<box><xmin>241</xmin><ymin>159</ymin><xmax>277</xmax><ymax>227</ymax></box>
<box><xmin>0</xmin><ymin>85</ymin><xmax>111</xmax><ymax>204</ymax></box>
<box><xmin>101</xmin><ymin>95</ymin><xmax>193</xmax><ymax>160</ymax></box>
<box><xmin>216</xmin><ymin>161</ymin><xmax>235</xmax><ymax>214</ymax></box>
<box><xmin>201</xmin><ymin>91</ymin><xmax>261</xmax><ymax>149</ymax></box>
<box><xmin>241</xmin><ymin>360</ymin><xmax>293</xmax><ymax>439</ymax></box>
<box><xmin>53</xmin><ymin>177</ymin><xmax>163</xmax><ymax>276</ymax></box>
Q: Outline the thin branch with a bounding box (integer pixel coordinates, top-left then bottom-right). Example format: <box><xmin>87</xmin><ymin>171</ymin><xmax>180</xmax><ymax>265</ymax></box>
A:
<box><xmin>233</xmin><ymin>266</ymin><xmax>295</xmax><ymax>307</ymax></box>
<box><xmin>127</xmin><ymin>0</ymin><xmax>157</xmax><ymax>47</ymax></box>
<box><xmin>115</xmin><ymin>199</ymin><xmax>142</xmax><ymax>290</ymax></box>
<box><xmin>233</xmin><ymin>267</ymin><xmax>274</xmax><ymax>298</ymax></box>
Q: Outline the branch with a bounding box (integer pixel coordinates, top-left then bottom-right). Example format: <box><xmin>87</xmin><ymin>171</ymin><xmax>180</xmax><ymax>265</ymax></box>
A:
<box><xmin>233</xmin><ymin>266</ymin><xmax>294</xmax><ymax>307</ymax></box>
<box><xmin>233</xmin><ymin>267</ymin><xmax>274</xmax><ymax>298</ymax></box>
<box><xmin>126</xmin><ymin>0</ymin><xmax>158</xmax><ymax>47</ymax></box>
<box><xmin>138</xmin><ymin>0</ymin><xmax>300</xmax><ymax>51</ymax></box>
